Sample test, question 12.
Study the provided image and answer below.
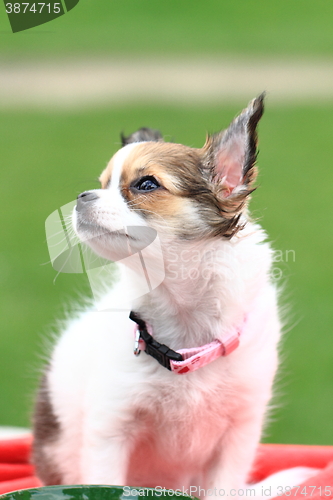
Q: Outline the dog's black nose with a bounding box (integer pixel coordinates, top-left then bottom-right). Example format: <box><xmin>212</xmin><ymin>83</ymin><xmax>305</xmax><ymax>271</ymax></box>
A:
<box><xmin>77</xmin><ymin>191</ymin><xmax>98</xmax><ymax>202</ymax></box>
<box><xmin>76</xmin><ymin>191</ymin><xmax>98</xmax><ymax>211</ymax></box>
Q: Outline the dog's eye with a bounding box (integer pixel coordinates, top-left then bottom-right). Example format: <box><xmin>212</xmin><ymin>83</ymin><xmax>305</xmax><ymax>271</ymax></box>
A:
<box><xmin>133</xmin><ymin>176</ymin><xmax>160</xmax><ymax>192</ymax></box>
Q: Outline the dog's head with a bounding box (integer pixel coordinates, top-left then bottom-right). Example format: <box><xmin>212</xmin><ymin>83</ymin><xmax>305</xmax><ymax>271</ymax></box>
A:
<box><xmin>73</xmin><ymin>95</ymin><xmax>264</xmax><ymax>262</ymax></box>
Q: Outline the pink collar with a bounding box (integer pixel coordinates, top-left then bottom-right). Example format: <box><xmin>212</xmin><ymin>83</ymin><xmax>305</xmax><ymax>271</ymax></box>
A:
<box><xmin>131</xmin><ymin>312</ymin><xmax>241</xmax><ymax>375</ymax></box>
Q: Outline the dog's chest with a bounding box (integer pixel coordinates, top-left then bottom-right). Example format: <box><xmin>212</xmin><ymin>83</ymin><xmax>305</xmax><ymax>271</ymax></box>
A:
<box><xmin>126</xmin><ymin>382</ymin><xmax>231</xmax><ymax>489</ymax></box>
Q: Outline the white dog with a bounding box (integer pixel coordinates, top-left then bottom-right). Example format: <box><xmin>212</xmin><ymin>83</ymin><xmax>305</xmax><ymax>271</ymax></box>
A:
<box><xmin>33</xmin><ymin>95</ymin><xmax>299</xmax><ymax>496</ymax></box>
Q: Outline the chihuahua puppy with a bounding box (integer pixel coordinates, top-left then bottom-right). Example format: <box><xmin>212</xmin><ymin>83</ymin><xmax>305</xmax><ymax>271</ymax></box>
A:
<box><xmin>33</xmin><ymin>95</ymin><xmax>283</xmax><ymax>496</ymax></box>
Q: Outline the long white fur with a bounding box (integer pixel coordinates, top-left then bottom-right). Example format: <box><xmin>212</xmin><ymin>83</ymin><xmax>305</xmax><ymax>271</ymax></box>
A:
<box><xmin>42</xmin><ymin>142</ymin><xmax>312</xmax><ymax>498</ymax></box>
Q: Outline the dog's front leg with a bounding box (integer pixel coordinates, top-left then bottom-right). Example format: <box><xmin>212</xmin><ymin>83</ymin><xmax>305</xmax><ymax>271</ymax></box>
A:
<box><xmin>80</xmin><ymin>416</ymin><xmax>132</xmax><ymax>485</ymax></box>
<box><xmin>208</xmin><ymin>413</ymin><xmax>264</xmax><ymax>500</ymax></box>
<box><xmin>81</xmin><ymin>435</ymin><xmax>130</xmax><ymax>484</ymax></box>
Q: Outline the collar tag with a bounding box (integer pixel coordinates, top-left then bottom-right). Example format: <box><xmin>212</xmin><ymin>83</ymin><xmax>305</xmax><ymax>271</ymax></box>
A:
<box><xmin>134</xmin><ymin>328</ymin><xmax>141</xmax><ymax>357</ymax></box>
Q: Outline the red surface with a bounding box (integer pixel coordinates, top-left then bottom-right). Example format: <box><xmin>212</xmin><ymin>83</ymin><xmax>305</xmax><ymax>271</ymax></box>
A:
<box><xmin>0</xmin><ymin>437</ymin><xmax>32</xmax><ymax>464</ymax></box>
<box><xmin>0</xmin><ymin>477</ymin><xmax>42</xmax><ymax>495</ymax></box>
<box><xmin>0</xmin><ymin>464</ymin><xmax>35</xmax><ymax>482</ymax></box>
<box><xmin>250</xmin><ymin>443</ymin><xmax>333</xmax><ymax>482</ymax></box>
<box><xmin>250</xmin><ymin>444</ymin><xmax>333</xmax><ymax>500</ymax></box>
<box><xmin>0</xmin><ymin>437</ymin><xmax>332</xmax><ymax>497</ymax></box>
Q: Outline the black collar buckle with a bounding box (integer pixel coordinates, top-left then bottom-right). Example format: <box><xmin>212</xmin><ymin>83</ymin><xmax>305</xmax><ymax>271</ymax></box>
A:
<box><xmin>130</xmin><ymin>311</ymin><xmax>183</xmax><ymax>371</ymax></box>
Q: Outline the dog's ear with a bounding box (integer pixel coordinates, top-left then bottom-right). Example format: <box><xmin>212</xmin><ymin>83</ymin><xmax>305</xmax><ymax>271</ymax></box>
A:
<box><xmin>121</xmin><ymin>127</ymin><xmax>164</xmax><ymax>146</ymax></box>
<box><xmin>202</xmin><ymin>94</ymin><xmax>264</xmax><ymax>199</ymax></box>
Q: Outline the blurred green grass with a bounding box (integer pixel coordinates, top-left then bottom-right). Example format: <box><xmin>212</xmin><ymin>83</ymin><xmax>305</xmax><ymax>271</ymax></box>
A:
<box><xmin>0</xmin><ymin>102</ymin><xmax>332</xmax><ymax>444</ymax></box>
<box><xmin>1</xmin><ymin>0</ymin><xmax>333</xmax><ymax>59</ymax></box>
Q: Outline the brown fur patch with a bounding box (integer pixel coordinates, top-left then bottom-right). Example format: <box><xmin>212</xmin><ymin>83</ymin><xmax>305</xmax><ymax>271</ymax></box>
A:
<box><xmin>116</xmin><ymin>142</ymin><xmax>245</xmax><ymax>238</ymax></box>
<box><xmin>99</xmin><ymin>158</ymin><xmax>114</xmax><ymax>189</ymax></box>
<box><xmin>120</xmin><ymin>142</ymin><xmax>204</xmax><ymax>192</ymax></box>
<box><xmin>32</xmin><ymin>372</ymin><xmax>63</xmax><ymax>485</ymax></box>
